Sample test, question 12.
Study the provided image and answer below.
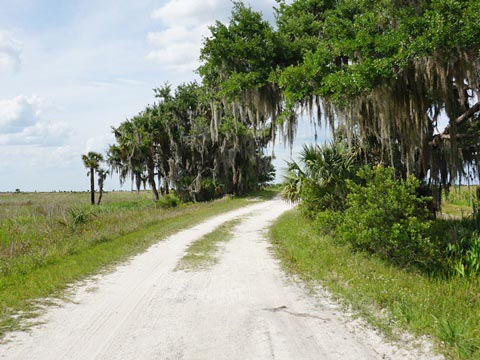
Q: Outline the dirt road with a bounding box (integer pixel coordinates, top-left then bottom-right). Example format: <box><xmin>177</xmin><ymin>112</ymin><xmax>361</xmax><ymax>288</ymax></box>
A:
<box><xmin>1</xmin><ymin>198</ymin><xmax>440</xmax><ymax>359</ymax></box>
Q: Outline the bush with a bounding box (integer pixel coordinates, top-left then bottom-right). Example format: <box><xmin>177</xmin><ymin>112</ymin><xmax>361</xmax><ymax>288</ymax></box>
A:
<box><xmin>336</xmin><ymin>166</ymin><xmax>436</xmax><ymax>270</ymax></box>
<box><xmin>68</xmin><ymin>206</ymin><xmax>96</xmax><ymax>227</ymax></box>
<box><xmin>157</xmin><ymin>194</ymin><xmax>181</xmax><ymax>209</ymax></box>
<box><xmin>282</xmin><ymin>142</ymin><xmax>359</xmax><ymax>218</ymax></box>
<box><xmin>315</xmin><ymin>209</ymin><xmax>343</xmax><ymax>237</ymax></box>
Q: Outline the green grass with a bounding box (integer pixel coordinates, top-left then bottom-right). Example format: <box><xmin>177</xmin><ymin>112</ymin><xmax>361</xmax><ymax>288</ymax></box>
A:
<box><xmin>441</xmin><ymin>203</ymin><xmax>472</xmax><ymax>218</ymax></box>
<box><xmin>441</xmin><ymin>185</ymin><xmax>479</xmax><ymax>218</ymax></box>
<box><xmin>0</xmin><ymin>190</ymin><xmax>274</xmax><ymax>339</ymax></box>
<box><xmin>270</xmin><ymin>209</ymin><xmax>480</xmax><ymax>360</ymax></box>
<box><xmin>444</xmin><ymin>186</ymin><xmax>478</xmax><ymax>207</ymax></box>
<box><xmin>175</xmin><ymin>219</ymin><xmax>241</xmax><ymax>271</ymax></box>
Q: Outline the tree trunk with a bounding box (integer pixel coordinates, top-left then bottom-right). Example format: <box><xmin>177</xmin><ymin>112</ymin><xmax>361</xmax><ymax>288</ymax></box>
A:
<box><xmin>158</xmin><ymin>172</ymin><xmax>163</xmax><ymax>196</ymax></box>
<box><xmin>90</xmin><ymin>168</ymin><xmax>95</xmax><ymax>205</ymax></box>
<box><xmin>147</xmin><ymin>156</ymin><xmax>159</xmax><ymax>202</ymax></box>
<box><xmin>97</xmin><ymin>184</ymin><xmax>103</xmax><ymax>205</ymax></box>
<box><xmin>232</xmin><ymin>164</ymin><xmax>238</xmax><ymax>195</ymax></box>
<box><xmin>135</xmin><ymin>175</ymin><xmax>141</xmax><ymax>195</ymax></box>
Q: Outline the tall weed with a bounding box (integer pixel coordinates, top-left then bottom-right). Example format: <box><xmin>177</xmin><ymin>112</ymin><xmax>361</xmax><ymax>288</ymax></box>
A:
<box><xmin>447</xmin><ymin>232</ymin><xmax>480</xmax><ymax>279</ymax></box>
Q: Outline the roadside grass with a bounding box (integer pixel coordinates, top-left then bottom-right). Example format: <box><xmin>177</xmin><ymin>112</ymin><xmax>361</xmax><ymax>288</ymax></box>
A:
<box><xmin>175</xmin><ymin>219</ymin><xmax>241</xmax><ymax>271</ymax></box>
<box><xmin>441</xmin><ymin>203</ymin><xmax>472</xmax><ymax>218</ymax></box>
<box><xmin>444</xmin><ymin>186</ymin><xmax>478</xmax><ymax>207</ymax></box>
<box><xmin>0</xmin><ymin>190</ymin><xmax>274</xmax><ymax>339</ymax></box>
<box><xmin>441</xmin><ymin>186</ymin><xmax>479</xmax><ymax>218</ymax></box>
<box><xmin>270</xmin><ymin>209</ymin><xmax>480</xmax><ymax>360</ymax></box>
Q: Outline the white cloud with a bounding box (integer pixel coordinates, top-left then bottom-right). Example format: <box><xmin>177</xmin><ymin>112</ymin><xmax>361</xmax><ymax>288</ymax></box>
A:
<box><xmin>151</xmin><ymin>0</ymin><xmax>231</xmax><ymax>28</ymax></box>
<box><xmin>0</xmin><ymin>145</ymin><xmax>77</xmax><ymax>171</ymax></box>
<box><xmin>147</xmin><ymin>41</ymin><xmax>201</xmax><ymax>66</ymax></box>
<box><xmin>147</xmin><ymin>26</ymin><xmax>203</xmax><ymax>49</ymax></box>
<box><xmin>0</xmin><ymin>95</ymin><xmax>71</xmax><ymax>146</ymax></box>
<box><xmin>85</xmin><ymin>133</ymin><xmax>116</xmax><ymax>154</ymax></box>
<box><xmin>0</xmin><ymin>95</ymin><xmax>44</xmax><ymax>133</ymax></box>
<box><xmin>147</xmin><ymin>21</ymin><xmax>210</xmax><ymax>72</ymax></box>
<box><xmin>0</xmin><ymin>30</ymin><xmax>22</xmax><ymax>72</ymax></box>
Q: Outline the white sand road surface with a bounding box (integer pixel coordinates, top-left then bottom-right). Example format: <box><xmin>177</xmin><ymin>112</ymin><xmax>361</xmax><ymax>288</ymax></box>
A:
<box><xmin>1</xmin><ymin>198</ymin><xmax>441</xmax><ymax>360</ymax></box>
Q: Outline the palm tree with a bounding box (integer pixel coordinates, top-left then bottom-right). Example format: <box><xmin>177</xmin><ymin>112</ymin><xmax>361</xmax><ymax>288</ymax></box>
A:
<box><xmin>82</xmin><ymin>151</ymin><xmax>104</xmax><ymax>205</ymax></box>
<box><xmin>282</xmin><ymin>142</ymin><xmax>358</xmax><ymax>212</ymax></box>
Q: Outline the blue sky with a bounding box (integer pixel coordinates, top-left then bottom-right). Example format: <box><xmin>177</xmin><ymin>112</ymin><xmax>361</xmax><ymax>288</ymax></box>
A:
<box><xmin>0</xmin><ymin>0</ymin><xmax>325</xmax><ymax>192</ymax></box>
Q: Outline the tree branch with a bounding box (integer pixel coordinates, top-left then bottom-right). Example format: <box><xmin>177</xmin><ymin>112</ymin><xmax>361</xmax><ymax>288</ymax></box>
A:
<box><xmin>453</xmin><ymin>100</ymin><xmax>480</xmax><ymax>126</ymax></box>
<box><xmin>430</xmin><ymin>100</ymin><xmax>480</xmax><ymax>147</ymax></box>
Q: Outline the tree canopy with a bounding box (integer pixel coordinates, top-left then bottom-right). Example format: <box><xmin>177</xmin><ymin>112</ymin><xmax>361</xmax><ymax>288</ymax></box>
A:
<box><xmin>104</xmin><ymin>0</ymin><xmax>479</xmax><ymax>202</ymax></box>
<box><xmin>108</xmin><ymin>82</ymin><xmax>274</xmax><ymax>202</ymax></box>
<box><xmin>198</xmin><ymin>0</ymin><xmax>480</xmax><ymax>194</ymax></box>
<box><xmin>274</xmin><ymin>0</ymin><xmax>480</xmax><ymax>189</ymax></box>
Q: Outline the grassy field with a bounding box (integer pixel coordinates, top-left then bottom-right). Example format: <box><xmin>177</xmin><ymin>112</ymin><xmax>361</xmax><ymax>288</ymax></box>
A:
<box><xmin>0</xmin><ymin>189</ymin><xmax>276</xmax><ymax>339</ymax></box>
<box><xmin>270</xmin><ymin>209</ymin><xmax>480</xmax><ymax>360</ymax></box>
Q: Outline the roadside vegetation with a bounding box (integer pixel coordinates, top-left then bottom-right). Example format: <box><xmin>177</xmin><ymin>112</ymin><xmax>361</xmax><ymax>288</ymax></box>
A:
<box><xmin>442</xmin><ymin>186</ymin><xmax>479</xmax><ymax>218</ymax></box>
<box><xmin>271</xmin><ymin>210</ymin><xmax>479</xmax><ymax>360</ymax></box>
<box><xmin>276</xmin><ymin>141</ymin><xmax>480</xmax><ymax>359</ymax></box>
<box><xmin>175</xmin><ymin>218</ymin><xmax>241</xmax><ymax>271</ymax></box>
<box><xmin>0</xmin><ymin>189</ymin><xmax>276</xmax><ymax>339</ymax></box>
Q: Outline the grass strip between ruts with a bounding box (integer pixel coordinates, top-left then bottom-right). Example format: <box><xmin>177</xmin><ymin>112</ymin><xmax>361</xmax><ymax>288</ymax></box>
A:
<box><xmin>175</xmin><ymin>218</ymin><xmax>241</xmax><ymax>271</ymax></box>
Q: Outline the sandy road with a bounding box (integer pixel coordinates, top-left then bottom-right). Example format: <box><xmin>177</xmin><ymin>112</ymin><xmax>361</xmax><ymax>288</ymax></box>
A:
<box><xmin>1</xmin><ymin>198</ymin><xmax>440</xmax><ymax>360</ymax></box>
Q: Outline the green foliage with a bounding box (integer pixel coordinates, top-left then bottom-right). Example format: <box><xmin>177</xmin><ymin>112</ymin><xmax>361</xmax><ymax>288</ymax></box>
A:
<box><xmin>270</xmin><ymin>210</ymin><xmax>480</xmax><ymax>360</ymax></box>
<box><xmin>81</xmin><ymin>152</ymin><xmax>103</xmax><ymax>171</ymax></box>
<box><xmin>335</xmin><ymin>166</ymin><xmax>435</xmax><ymax>269</ymax></box>
<box><xmin>447</xmin><ymin>232</ymin><xmax>480</xmax><ymax>279</ymax></box>
<box><xmin>472</xmin><ymin>186</ymin><xmax>480</xmax><ymax>229</ymax></box>
<box><xmin>68</xmin><ymin>206</ymin><xmax>96</xmax><ymax>227</ymax></box>
<box><xmin>196</xmin><ymin>178</ymin><xmax>224</xmax><ymax>202</ymax></box>
<box><xmin>99</xmin><ymin>0</ymin><xmax>480</xmax><ymax>210</ymax></box>
<box><xmin>282</xmin><ymin>141</ymin><xmax>358</xmax><ymax>216</ymax></box>
<box><xmin>157</xmin><ymin>194</ymin><xmax>181</xmax><ymax>209</ymax></box>
<box><xmin>276</xmin><ymin>0</ymin><xmax>480</xmax><ymax>102</ymax></box>
<box><xmin>109</xmin><ymin>80</ymin><xmax>273</xmax><ymax>202</ymax></box>
<box><xmin>199</xmin><ymin>2</ymin><xmax>281</xmax><ymax>97</ymax></box>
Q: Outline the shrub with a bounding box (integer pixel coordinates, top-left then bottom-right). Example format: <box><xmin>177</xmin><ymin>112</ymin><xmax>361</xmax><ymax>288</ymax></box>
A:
<box><xmin>282</xmin><ymin>142</ymin><xmax>359</xmax><ymax>217</ymax></box>
<box><xmin>315</xmin><ymin>209</ymin><xmax>343</xmax><ymax>237</ymax></box>
<box><xmin>472</xmin><ymin>186</ymin><xmax>480</xmax><ymax>229</ymax></box>
<box><xmin>157</xmin><ymin>194</ymin><xmax>181</xmax><ymax>209</ymax></box>
<box><xmin>68</xmin><ymin>206</ymin><xmax>96</xmax><ymax>227</ymax></box>
<box><xmin>336</xmin><ymin>166</ymin><xmax>436</xmax><ymax>270</ymax></box>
